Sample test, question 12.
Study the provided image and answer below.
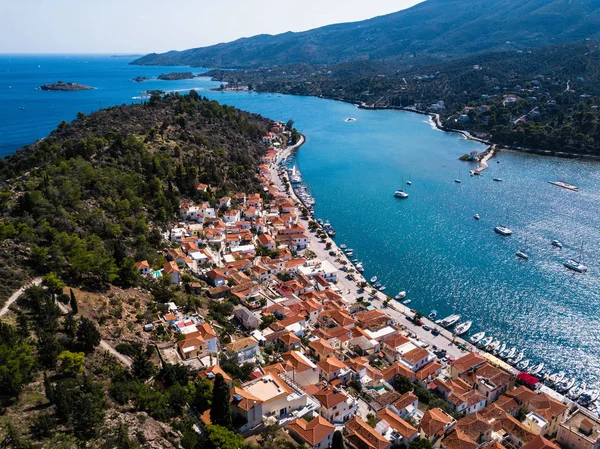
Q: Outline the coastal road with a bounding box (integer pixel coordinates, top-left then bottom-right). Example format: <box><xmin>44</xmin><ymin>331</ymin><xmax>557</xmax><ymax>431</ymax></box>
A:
<box><xmin>271</xmin><ymin>142</ymin><xmax>470</xmax><ymax>361</ymax></box>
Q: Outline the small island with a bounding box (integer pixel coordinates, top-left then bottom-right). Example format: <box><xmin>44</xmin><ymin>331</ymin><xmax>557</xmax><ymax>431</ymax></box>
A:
<box><xmin>157</xmin><ymin>72</ymin><xmax>195</xmax><ymax>80</ymax></box>
<box><xmin>40</xmin><ymin>81</ymin><xmax>95</xmax><ymax>91</ymax></box>
<box><xmin>132</xmin><ymin>76</ymin><xmax>150</xmax><ymax>82</ymax></box>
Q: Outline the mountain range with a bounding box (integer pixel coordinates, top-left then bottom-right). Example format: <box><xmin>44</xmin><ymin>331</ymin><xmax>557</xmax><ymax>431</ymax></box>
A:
<box><xmin>132</xmin><ymin>0</ymin><xmax>600</xmax><ymax>68</ymax></box>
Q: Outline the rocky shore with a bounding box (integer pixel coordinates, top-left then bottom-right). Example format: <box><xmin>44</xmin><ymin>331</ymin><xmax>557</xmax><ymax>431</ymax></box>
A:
<box><xmin>39</xmin><ymin>81</ymin><xmax>95</xmax><ymax>91</ymax></box>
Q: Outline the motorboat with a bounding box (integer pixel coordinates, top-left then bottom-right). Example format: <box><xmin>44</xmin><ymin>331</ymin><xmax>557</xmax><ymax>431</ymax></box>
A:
<box><xmin>439</xmin><ymin>314</ymin><xmax>461</xmax><ymax>328</ymax></box>
<box><xmin>454</xmin><ymin>320</ymin><xmax>473</xmax><ymax>336</ymax></box>
<box><xmin>407</xmin><ymin>180</ymin><xmax>412</xmax><ymax>185</ymax></box>
<box><xmin>370</xmin><ymin>276</ymin><xmax>377</xmax><ymax>283</ymax></box>
<box><xmin>548</xmin><ymin>372</ymin><xmax>566</xmax><ymax>385</ymax></box>
<box><xmin>487</xmin><ymin>339</ymin><xmax>501</xmax><ymax>352</ymax></box>
<box><xmin>494</xmin><ymin>225</ymin><xmax>513</xmax><ymax>236</ymax></box>
<box><xmin>345</xmin><ymin>117</ymin><xmax>356</xmax><ymax>122</ymax></box>
<box><xmin>516</xmin><ymin>250</ymin><xmax>529</xmax><ymax>260</ymax></box>
<box><xmin>529</xmin><ymin>362</ymin><xmax>544</xmax><ymax>376</ymax></box>
<box><xmin>340</xmin><ymin>244</ymin><xmax>347</xmax><ymax>249</ymax></box>
<box><xmin>428</xmin><ymin>310</ymin><xmax>438</xmax><ymax>320</ymax></box>
<box><xmin>373</xmin><ymin>282</ymin><xmax>382</xmax><ymax>289</ymax></box>
<box><xmin>511</xmin><ymin>351</ymin><xmax>525</xmax><ymax>365</ymax></box>
<box><xmin>379</xmin><ymin>285</ymin><xmax>387</xmax><ymax>292</ymax></box>
<box><xmin>568</xmin><ymin>383</ymin><xmax>586</xmax><ymax>400</ymax></box>
<box><xmin>356</xmin><ymin>264</ymin><xmax>364</xmax><ymax>272</ymax></box>
<box><xmin>344</xmin><ymin>248</ymin><xmax>353</xmax><ymax>253</ymax></box>
<box><xmin>455</xmin><ymin>178</ymin><xmax>462</xmax><ymax>183</ymax></box>
<box><xmin>517</xmin><ymin>359</ymin><xmax>530</xmax><ymax>370</ymax></box>
<box><xmin>479</xmin><ymin>336</ymin><xmax>494</xmax><ymax>348</ymax></box>
<box><xmin>394</xmin><ymin>189</ymin><xmax>409</xmax><ymax>199</ymax></box>
<box><xmin>495</xmin><ymin>342</ymin><xmax>507</xmax><ymax>355</ymax></box>
<box><xmin>504</xmin><ymin>347</ymin><xmax>517</xmax><ymax>360</ymax></box>
<box><xmin>470</xmin><ymin>331</ymin><xmax>485</xmax><ymax>344</ymax></box>
<box><xmin>403</xmin><ymin>299</ymin><xmax>412</xmax><ymax>305</ymax></box>
<box><xmin>561</xmin><ymin>378</ymin><xmax>576</xmax><ymax>392</ymax></box>
<box><xmin>474</xmin><ymin>214</ymin><xmax>480</xmax><ymax>220</ymax></box>
<box><xmin>395</xmin><ymin>291</ymin><xmax>406</xmax><ymax>300</ymax></box>
<box><xmin>493</xmin><ymin>178</ymin><xmax>503</xmax><ymax>182</ymax></box>
<box><xmin>552</xmin><ymin>240</ymin><xmax>563</xmax><ymax>248</ymax></box>
<box><xmin>345</xmin><ymin>251</ymin><xmax>354</xmax><ymax>257</ymax></box>
<box><xmin>564</xmin><ymin>259</ymin><xmax>587</xmax><ymax>273</ymax></box>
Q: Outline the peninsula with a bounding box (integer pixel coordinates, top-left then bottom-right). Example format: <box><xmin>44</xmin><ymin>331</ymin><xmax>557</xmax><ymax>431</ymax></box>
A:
<box><xmin>157</xmin><ymin>71</ymin><xmax>195</xmax><ymax>80</ymax></box>
<box><xmin>39</xmin><ymin>81</ymin><xmax>95</xmax><ymax>91</ymax></box>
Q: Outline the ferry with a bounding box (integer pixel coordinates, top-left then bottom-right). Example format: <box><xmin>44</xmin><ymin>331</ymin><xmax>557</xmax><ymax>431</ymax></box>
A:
<box><xmin>474</xmin><ymin>214</ymin><xmax>480</xmax><ymax>220</ymax></box>
<box><xmin>470</xmin><ymin>331</ymin><xmax>485</xmax><ymax>344</ymax></box>
<box><xmin>552</xmin><ymin>240</ymin><xmax>563</xmax><ymax>248</ymax></box>
<box><xmin>494</xmin><ymin>225</ymin><xmax>513</xmax><ymax>236</ymax></box>
<box><xmin>564</xmin><ymin>259</ymin><xmax>587</xmax><ymax>273</ymax></box>
<box><xmin>454</xmin><ymin>320</ymin><xmax>472</xmax><ymax>336</ymax></box>
<box><xmin>516</xmin><ymin>250</ymin><xmax>529</xmax><ymax>260</ymax></box>
<box><xmin>439</xmin><ymin>314</ymin><xmax>461</xmax><ymax>328</ymax></box>
<box><xmin>394</xmin><ymin>189</ymin><xmax>409</xmax><ymax>199</ymax></box>
<box><xmin>395</xmin><ymin>291</ymin><xmax>406</xmax><ymax>300</ymax></box>
<box><xmin>370</xmin><ymin>276</ymin><xmax>377</xmax><ymax>283</ymax></box>
<box><xmin>428</xmin><ymin>310</ymin><xmax>438</xmax><ymax>320</ymax></box>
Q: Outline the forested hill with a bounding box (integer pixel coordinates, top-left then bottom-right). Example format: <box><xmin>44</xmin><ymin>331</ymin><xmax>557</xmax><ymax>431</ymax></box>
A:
<box><xmin>132</xmin><ymin>0</ymin><xmax>600</xmax><ymax>68</ymax></box>
<box><xmin>0</xmin><ymin>92</ymin><xmax>271</xmax><ymax>303</ymax></box>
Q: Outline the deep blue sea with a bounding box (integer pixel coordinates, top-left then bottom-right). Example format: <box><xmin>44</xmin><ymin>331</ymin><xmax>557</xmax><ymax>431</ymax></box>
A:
<box><xmin>2</xmin><ymin>55</ymin><xmax>600</xmax><ymax>391</ymax></box>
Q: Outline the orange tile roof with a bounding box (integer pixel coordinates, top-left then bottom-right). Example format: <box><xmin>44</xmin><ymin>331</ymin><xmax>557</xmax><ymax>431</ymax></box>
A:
<box><xmin>317</xmin><ymin>357</ymin><xmax>348</xmax><ymax>374</ymax></box>
<box><xmin>421</xmin><ymin>408</ymin><xmax>455</xmax><ymax>437</ymax></box>
<box><xmin>392</xmin><ymin>392</ymin><xmax>419</xmax><ymax>411</ymax></box>
<box><xmin>345</xmin><ymin>416</ymin><xmax>390</xmax><ymax>449</ymax></box>
<box><xmin>520</xmin><ymin>435</ymin><xmax>561</xmax><ymax>449</ymax></box>
<box><xmin>287</xmin><ymin>416</ymin><xmax>335</xmax><ymax>446</ymax></box>
<box><xmin>403</xmin><ymin>347</ymin><xmax>430</xmax><ymax>364</ymax></box>
<box><xmin>451</xmin><ymin>352</ymin><xmax>486</xmax><ymax>373</ymax></box>
<box><xmin>231</xmin><ymin>386</ymin><xmax>263</xmax><ymax>411</ymax></box>
<box><xmin>310</xmin><ymin>338</ymin><xmax>336</xmax><ymax>355</ymax></box>
<box><xmin>313</xmin><ymin>385</ymin><xmax>349</xmax><ymax>409</ymax></box>
<box><xmin>381</xmin><ymin>362</ymin><xmax>414</xmax><ymax>381</ymax></box>
<box><xmin>416</xmin><ymin>361</ymin><xmax>442</xmax><ymax>381</ymax></box>
<box><xmin>377</xmin><ymin>408</ymin><xmax>418</xmax><ymax>439</ymax></box>
<box><xmin>442</xmin><ymin>429</ymin><xmax>478</xmax><ymax>449</ymax></box>
<box><xmin>199</xmin><ymin>365</ymin><xmax>232</xmax><ymax>385</ymax></box>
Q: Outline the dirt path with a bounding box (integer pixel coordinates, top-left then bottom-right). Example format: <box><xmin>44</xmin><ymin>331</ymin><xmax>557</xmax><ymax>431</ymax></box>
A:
<box><xmin>0</xmin><ymin>277</ymin><xmax>43</xmax><ymax>317</ymax></box>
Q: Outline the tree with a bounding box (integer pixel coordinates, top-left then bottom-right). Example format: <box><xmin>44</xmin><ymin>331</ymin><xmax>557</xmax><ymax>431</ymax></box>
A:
<box><xmin>36</xmin><ymin>331</ymin><xmax>63</xmax><ymax>369</ymax></box>
<box><xmin>158</xmin><ymin>362</ymin><xmax>189</xmax><ymax>387</ymax></box>
<box><xmin>392</xmin><ymin>375</ymin><xmax>414</xmax><ymax>394</ymax></box>
<box><xmin>192</xmin><ymin>377</ymin><xmax>213</xmax><ymax>413</ymax></box>
<box><xmin>76</xmin><ymin>317</ymin><xmax>101</xmax><ymax>352</ymax></box>
<box><xmin>63</xmin><ymin>313</ymin><xmax>78</xmax><ymax>339</ymax></box>
<box><xmin>210</xmin><ymin>373</ymin><xmax>232</xmax><ymax>428</ymax></box>
<box><xmin>332</xmin><ymin>430</ymin><xmax>345</xmax><ymax>449</ymax></box>
<box><xmin>409</xmin><ymin>438</ymin><xmax>433</xmax><ymax>449</ymax></box>
<box><xmin>117</xmin><ymin>257</ymin><xmax>140</xmax><ymax>288</ymax></box>
<box><xmin>366</xmin><ymin>413</ymin><xmax>377</xmax><ymax>427</ymax></box>
<box><xmin>57</xmin><ymin>351</ymin><xmax>85</xmax><ymax>376</ymax></box>
<box><xmin>43</xmin><ymin>272</ymin><xmax>65</xmax><ymax>298</ymax></box>
<box><xmin>132</xmin><ymin>347</ymin><xmax>156</xmax><ymax>380</ymax></box>
<box><xmin>17</xmin><ymin>314</ymin><xmax>29</xmax><ymax>338</ymax></box>
<box><xmin>203</xmin><ymin>425</ymin><xmax>244</xmax><ymax>449</ymax></box>
<box><xmin>69</xmin><ymin>289</ymin><xmax>78</xmax><ymax>314</ymax></box>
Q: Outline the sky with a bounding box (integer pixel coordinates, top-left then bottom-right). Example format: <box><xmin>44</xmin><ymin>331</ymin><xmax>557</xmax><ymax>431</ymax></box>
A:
<box><xmin>0</xmin><ymin>0</ymin><xmax>423</xmax><ymax>54</ymax></box>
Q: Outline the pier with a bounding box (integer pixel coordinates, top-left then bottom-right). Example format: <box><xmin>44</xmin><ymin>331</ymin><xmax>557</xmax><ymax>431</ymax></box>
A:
<box><xmin>471</xmin><ymin>144</ymin><xmax>497</xmax><ymax>175</ymax></box>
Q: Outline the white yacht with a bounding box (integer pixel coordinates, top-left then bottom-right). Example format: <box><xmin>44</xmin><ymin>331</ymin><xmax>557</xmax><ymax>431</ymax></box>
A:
<box><xmin>487</xmin><ymin>339</ymin><xmax>501</xmax><ymax>351</ymax></box>
<box><xmin>511</xmin><ymin>351</ymin><xmax>524</xmax><ymax>364</ymax></box>
<box><xmin>340</xmin><ymin>244</ymin><xmax>347</xmax><ymax>249</ymax></box>
<box><xmin>504</xmin><ymin>347</ymin><xmax>517</xmax><ymax>359</ymax></box>
<box><xmin>455</xmin><ymin>178</ymin><xmax>462</xmax><ymax>183</ymax></box>
<box><xmin>517</xmin><ymin>359</ymin><xmax>530</xmax><ymax>370</ymax></box>
<box><xmin>552</xmin><ymin>240</ymin><xmax>563</xmax><ymax>248</ymax></box>
<box><xmin>454</xmin><ymin>320</ymin><xmax>472</xmax><ymax>336</ymax></box>
<box><xmin>370</xmin><ymin>276</ymin><xmax>377</xmax><ymax>283</ymax></box>
<box><xmin>394</xmin><ymin>189</ymin><xmax>409</xmax><ymax>199</ymax></box>
<box><xmin>564</xmin><ymin>259</ymin><xmax>587</xmax><ymax>273</ymax></box>
<box><xmin>494</xmin><ymin>225</ymin><xmax>513</xmax><ymax>236</ymax></box>
<box><xmin>470</xmin><ymin>331</ymin><xmax>485</xmax><ymax>344</ymax></box>
<box><xmin>395</xmin><ymin>291</ymin><xmax>406</xmax><ymax>300</ymax></box>
<box><xmin>379</xmin><ymin>285</ymin><xmax>387</xmax><ymax>292</ymax></box>
<box><xmin>479</xmin><ymin>336</ymin><xmax>494</xmax><ymax>347</ymax></box>
<box><xmin>439</xmin><ymin>314</ymin><xmax>461</xmax><ymax>328</ymax></box>
<box><xmin>495</xmin><ymin>342</ymin><xmax>507</xmax><ymax>355</ymax></box>
<box><xmin>403</xmin><ymin>299</ymin><xmax>412</xmax><ymax>305</ymax></box>
<box><xmin>474</xmin><ymin>213</ymin><xmax>480</xmax><ymax>220</ymax></box>
<box><xmin>548</xmin><ymin>372</ymin><xmax>565</xmax><ymax>385</ymax></box>
<box><xmin>529</xmin><ymin>362</ymin><xmax>544</xmax><ymax>376</ymax></box>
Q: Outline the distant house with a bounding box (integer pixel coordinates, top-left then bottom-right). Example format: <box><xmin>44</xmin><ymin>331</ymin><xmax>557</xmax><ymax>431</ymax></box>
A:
<box><xmin>135</xmin><ymin>260</ymin><xmax>151</xmax><ymax>275</ymax></box>
<box><xmin>163</xmin><ymin>262</ymin><xmax>180</xmax><ymax>285</ymax></box>
<box><xmin>345</xmin><ymin>416</ymin><xmax>391</xmax><ymax>449</ymax></box>
<box><xmin>557</xmin><ymin>409</ymin><xmax>600</xmax><ymax>449</ymax></box>
<box><xmin>287</xmin><ymin>416</ymin><xmax>335</xmax><ymax>449</ymax></box>
<box><xmin>234</xmin><ymin>307</ymin><xmax>259</xmax><ymax>330</ymax></box>
<box><xmin>313</xmin><ymin>385</ymin><xmax>357</xmax><ymax>423</ymax></box>
<box><xmin>226</xmin><ymin>336</ymin><xmax>259</xmax><ymax>363</ymax></box>
<box><xmin>376</xmin><ymin>408</ymin><xmax>418</xmax><ymax>446</ymax></box>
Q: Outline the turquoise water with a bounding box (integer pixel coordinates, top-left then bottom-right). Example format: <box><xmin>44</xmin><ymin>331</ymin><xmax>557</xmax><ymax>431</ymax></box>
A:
<box><xmin>2</xmin><ymin>55</ymin><xmax>600</xmax><ymax>389</ymax></box>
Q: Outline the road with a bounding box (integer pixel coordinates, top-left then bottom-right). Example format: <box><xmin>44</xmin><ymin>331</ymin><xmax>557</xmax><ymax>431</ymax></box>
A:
<box><xmin>0</xmin><ymin>277</ymin><xmax>42</xmax><ymax>317</ymax></box>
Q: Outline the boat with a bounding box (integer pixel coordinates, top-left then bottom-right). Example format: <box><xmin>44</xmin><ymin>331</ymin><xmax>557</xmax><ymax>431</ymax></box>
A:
<box><xmin>340</xmin><ymin>244</ymin><xmax>347</xmax><ymax>250</ymax></box>
<box><xmin>548</xmin><ymin>372</ymin><xmax>565</xmax><ymax>385</ymax></box>
<box><xmin>487</xmin><ymin>339</ymin><xmax>501</xmax><ymax>351</ymax></box>
<box><xmin>495</xmin><ymin>342</ymin><xmax>507</xmax><ymax>355</ymax></box>
<box><xmin>317</xmin><ymin>219</ymin><xmax>324</xmax><ymax>226</ymax></box>
<box><xmin>569</xmin><ymin>383</ymin><xmax>586</xmax><ymax>400</ymax></box>
<box><xmin>512</xmin><ymin>351</ymin><xmax>525</xmax><ymax>364</ymax></box>
<box><xmin>379</xmin><ymin>285</ymin><xmax>387</xmax><ymax>291</ymax></box>
<box><xmin>517</xmin><ymin>359</ymin><xmax>530</xmax><ymax>370</ymax></box>
<box><xmin>552</xmin><ymin>240</ymin><xmax>563</xmax><ymax>248</ymax></box>
<box><xmin>428</xmin><ymin>310</ymin><xmax>438</xmax><ymax>320</ymax></box>
<box><xmin>439</xmin><ymin>314</ymin><xmax>461</xmax><ymax>328</ymax></box>
<box><xmin>406</xmin><ymin>180</ymin><xmax>412</xmax><ymax>185</ymax></box>
<box><xmin>504</xmin><ymin>347</ymin><xmax>516</xmax><ymax>360</ymax></box>
<box><xmin>289</xmin><ymin>164</ymin><xmax>302</xmax><ymax>184</ymax></box>
<box><xmin>561</xmin><ymin>378</ymin><xmax>576</xmax><ymax>392</ymax></box>
<box><xmin>395</xmin><ymin>291</ymin><xmax>407</xmax><ymax>300</ymax></box>
<box><xmin>529</xmin><ymin>362</ymin><xmax>544</xmax><ymax>375</ymax></box>
<box><xmin>516</xmin><ymin>250</ymin><xmax>529</xmax><ymax>260</ymax></box>
<box><xmin>470</xmin><ymin>331</ymin><xmax>485</xmax><ymax>344</ymax></box>
<box><xmin>373</xmin><ymin>282</ymin><xmax>382</xmax><ymax>288</ymax></box>
<box><xmin>356</xmin><ymin>265</ymin><xmax>365</xmax><ymax>273</ymax></box>
<box><xmin>345</xmin><ymin>117</ymin><xmax>356</xmax><ymax>122</ymax></box>
<box><xmin>454</xmin><ymin>320</ymin><xmax>473</xmax><ymax>336</ymax></box>
<box><xmin>495</xmin><ymin>225</ymin><xmax>513</xmax><ymax>236</ymax></box>
<box><xmin>351</xmin><ymin>259</ymin><xmax>359</xmax><ymax>263</ymax></box>
<box><xmin>474</xmin><ymin>213</ymin><xmax>480</xmax><ymax>220</ymax></box>
<box><xmin>479</xmin><ymin>336</ymin><xmax>494</xmax><ymax>348</ymax></box>
<box><xmin>19</xmin><ymin>106</ymin><xmax>25</xmax><ymax>110</ymax></box>
<box><xmin>370</xmin><ymin>276</ymin><xmax>378</xmax><ymax>283</ymax></box>
<box><xmin>345</xmin><ymin>251</ymin><xmax>354</xmax><ymax>257</ymax></box>
<box><xmin>564</xmin><ymin>242</ymin><xmax>587</xmax><ymax>273</ymax></box>
<box><xmin>455</xmin><ymin>178</ymin><xmax>462</xmax><ymax>183</ymax></box>
<box><xmin>344</xmin><ymin>248</ymin><xmax>353</xmax><ymax>253</ymax></box>
<box><xmin>403</xmin><ymin>299</ymin><xmax>412</xmax><ymax>305</ymax></box>
<box><xmin>394</xmin><ymin>189</ymin><xmax>409</xmax><ymax>199</ymax></box>
<box><xmin>493</xmin><ymin>178</ymin><xmax>503</xmax><ymax>182</ymax></box>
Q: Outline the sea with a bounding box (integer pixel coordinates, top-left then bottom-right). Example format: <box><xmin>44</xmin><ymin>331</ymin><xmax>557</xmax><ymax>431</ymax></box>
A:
<box><xmin>2</xmin><ymin>54</ymin><xmax>600</xmax><ymax>392</ymax></box>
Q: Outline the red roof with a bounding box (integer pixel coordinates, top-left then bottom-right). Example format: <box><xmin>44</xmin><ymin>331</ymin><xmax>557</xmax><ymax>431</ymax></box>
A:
<box><xmin>518</xmin><ymin>372</ymin><xmax>539</xmax><ymax>387</ymax></box>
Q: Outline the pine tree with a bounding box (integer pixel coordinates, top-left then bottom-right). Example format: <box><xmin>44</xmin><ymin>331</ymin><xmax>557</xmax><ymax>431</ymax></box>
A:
<box><xmin>210</xmin><ymin>373</ymin><xmax>232</xmax><ymax>428</ymax></box>
<box><xmin>69</xmin><ymin>289</ymin><xmax>78</xmax><ymax>314</ymax></box>
<box><xmin>332</xmin><ymin>430</ymin><xmax>345</xmax><ymax>449</ymax></box>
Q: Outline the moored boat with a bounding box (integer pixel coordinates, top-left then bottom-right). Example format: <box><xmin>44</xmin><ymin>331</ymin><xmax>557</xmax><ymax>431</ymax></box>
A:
<box><xmin>474</xmin><ymin>213</ymin><xmax>480</xmax><ymax>220</ymax></box>
<box><xmin>495</xmin><ymin>225</ymin><xmax>513</xmax><ymax>236</ymax></box>
<box><xmin>395</xmin><ymin>291</ymin><xmax>406</xmax><ymax>300</ymax></box>
<box><xmin>439</xmin><ymin>314</ymin><xmax>461</xmax><ymax>328</ymax></box>
<box><xmin>517</xmin><ymin>359</ymin><xmax>530</xmax><ymax>370</ymax></box>
<box><xmin>552</xmin><ymin>240</ymin><xmax>563</xmax><ymax>248</ymax></box>
<box><xmin>470</xmin><ymin>331</ymin><xmax>485</xmax><ymax>344</ymax></box>
<box><xmin>516</xmin><ymin>250</ymin><xmax>529</xmax><ymax>260</ymax></box>
<box><xmin>428</xmin><ymin>310</ymin><xmax>438</xmax><ymax>320</ymax></box>
<box><xmin>403</xmin><ymin>299</ymin><xmax>412</xmax><ymax>305</ymax></box>
<box><xmin>370</xmin><ymin>276</ymin><xmax>377</xmax><ymax>283</ymax></box>
<box><xmin>504</xmin><ymin>347</ymin><xmax>517</xmax><ymax>360</ymax></box>
<box><xmin>394</xmin><ymin>189</ymin><xmax>409</xmax><ymax>199</ymax></box>
<box><xmin>454</xmin><ymin>320</ymin><xmax>472</xmax><ymax>336</ymax></box>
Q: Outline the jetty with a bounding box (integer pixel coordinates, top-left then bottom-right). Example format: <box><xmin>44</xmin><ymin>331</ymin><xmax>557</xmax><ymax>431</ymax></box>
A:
<box><xmin>470</xmin><ymin>144</ymin><xmax>497</xmax><ymax>175</ymax></box>
<box><xmin>548</xmin><ymin>180</ymin><xmax>579</xmax><ymax>191</ymax></box>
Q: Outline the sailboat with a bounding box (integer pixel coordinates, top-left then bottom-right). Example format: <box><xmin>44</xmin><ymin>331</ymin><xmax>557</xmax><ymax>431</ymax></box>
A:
<box><xmin>494</xmin><ymin>209</ymin><xmax>513</xmax><ymax>236</ymax></box>
<box><xmin>394</xmin><ymin>177</ymin><xmax>409</xmax><ymax>199</ymax></box>
<box><xmin>564</xmin><ymin>242</ymin><xmax>588</xmax><ymax>273</ymax></box>
<box><xmin>455</xmin><ymin>171</ymin><xmax>462</xmax><ymax>183</ymax></box>
<box><xmin>516</xmin><ymin>233</ymin><xmax>529</xmax><ymax>260</ymax></box>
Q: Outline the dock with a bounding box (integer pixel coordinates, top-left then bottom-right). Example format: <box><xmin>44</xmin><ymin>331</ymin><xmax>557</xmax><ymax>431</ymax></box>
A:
<box><xmin>548</xmin><ymin>180</ymin><xmax>579</xmax><ymax>191</ymax></box>
<box><xmin>470</xmin><ymin>144</ymin><xmax>496</xmax><ymax>175</ymax></box>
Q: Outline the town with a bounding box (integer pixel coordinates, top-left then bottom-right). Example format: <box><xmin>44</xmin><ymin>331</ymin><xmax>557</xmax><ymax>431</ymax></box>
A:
<box><xmin>129</xmin><ymin>121</ymin><xmax>599</xmax><ymax>449</ymax></box>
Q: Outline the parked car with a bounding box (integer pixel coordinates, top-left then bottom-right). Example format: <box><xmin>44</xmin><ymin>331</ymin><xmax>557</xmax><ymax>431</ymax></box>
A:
<box><xmin>431</xmin><ymin>328</ymin><xmax>440</xmax><ymax>336</ymax></box>
<box><xmin>423</xmin><ymin>325</ymin><xmax>431</xmax><ymax>331</ymax></box>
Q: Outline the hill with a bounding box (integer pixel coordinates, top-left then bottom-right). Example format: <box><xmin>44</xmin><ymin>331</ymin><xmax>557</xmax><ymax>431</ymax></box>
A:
<box><xmin>208</xmin><ymin>40</ymin><xmax>600</xmax><ymax>155</ymax></box>
<box><xmin>0</xmin><ymin>91</ymin><xmax>272</xmax><ymax>304</ymax></box>
<box><xmin>132</xmin><ymin>0</ymin><xmax>600</xmax><ymax>68</ymax></box>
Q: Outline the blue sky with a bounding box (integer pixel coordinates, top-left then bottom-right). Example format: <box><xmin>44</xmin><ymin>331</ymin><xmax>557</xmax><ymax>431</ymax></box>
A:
<box><xmin>0</xmin><ymin>0</ymin><xmax>422</xmax><ymax>54</ymax></box>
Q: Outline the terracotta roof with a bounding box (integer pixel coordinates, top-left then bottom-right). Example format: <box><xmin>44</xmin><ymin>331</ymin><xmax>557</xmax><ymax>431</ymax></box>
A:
<box><xmin>442</xmin><ymin>429</ymin><xmax>479</xmax><ymax>449</ymax></box>
<box><xmin>377</xmin><ymin>408</ymin><xmax>418</xmax><ymax>439</ymax></box>
<box><xmin>197</xmin><ymin>322</ymin><xmax>217</xmax><ymax>340</ymax></box>
<box><xmin>460</xmin><ymin>362</ymin><xmax>512</xmax><ymax>391</ymax></box>
<box><xmin>416</xmin><ymin>361</ymin><xmax>442</xmax><ymax>381</ymax></box>
<box><xmin>451</xmin><ymin>352</ymin><xmax>486</xmax><ymax>374</ymax></box>
<box><xmin>281</xmin><ymin>350</ymin><xmax>316</xmax><ymax>373</ymax></box>
<box><xmin>317</xmin><ymin>357</ymin><xmax>348</xmax><ymax>374</ymax></box>
<box><xmin>313</xmin><ymin>385</ymin><xmax>349</xmax><ymax>409</ymax></box>
<box><xmin>392</xmin><ymin>392</ymin><xmax>419</xmax><ymax>411</ymax></box>
<box><xmin>499</xmin><ymin>414</ymin><xmax>537</xmax><ymax>443</ymax></box>
<box><xmin>280</xmin><ymin>332</ymin><xmax>301</xmax><ymax>346</ymax></box>
<box><xmin>494</xmin><ymin>395</ymin><xmax>520</xmax><ymax>414</ymax></box>
<box><xmin>287</xmin><ymin>416</ymin><xmax>335</xmax><ymax>446</ymax></box>
<box><xmin>135</xmin><ymin>260</ymin><xmax>150</xmax><ymax>269</ymax></box>
<box><xmin>310</xmin><ymin>337</ymin><xmax>336</xmax><ymax>355</ymax></box>
<box><xmin>520</xmin><ymin>435</ymin><xmax>561</xmax><ymax>449</ymax></box>
<box><xmin>420</xmin><ymin>408</ymin><xmax>455</xmax><ymax>437</ymax></box>
<box><xmin>527</xmin><ymin>392</ymin><xmax>567</xmax><ymax>421</ymax></box>
<box><xmin>199</xmin><ymin>365</ymin><xmax>232</xmax><ymax>385</ymax></box>
<box><xmin>231</xmin><ymin>385</ymin><xmax>263</xmax><ymax>411</ymax></box>
<box><xmin>456</xmin><ymin>413</ymin><xmax>496</xmax><ymax>441</ymax></box>
<box><xmin>345</xmin><ymin>416</ymin><xmax>390</xmax><ymax>449</ymax></box>
<box><xmin>383</xmin><ymin>334</ymin><xmax>410</xmax><ymax>349</ymax></box>
<box><xmin>403</xmin><ymin>347</ymin><xmax>431</xmax><ymax>365</ymax></box>
<box><xmin>381</xmin><ymin>362</ymin><xmax>415</xmax><ymax>382</ymax></box>
<box><xmin>163</xmin><ymin>261</ymin><xmax>180</xmax><ymax>274</ymax></box>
